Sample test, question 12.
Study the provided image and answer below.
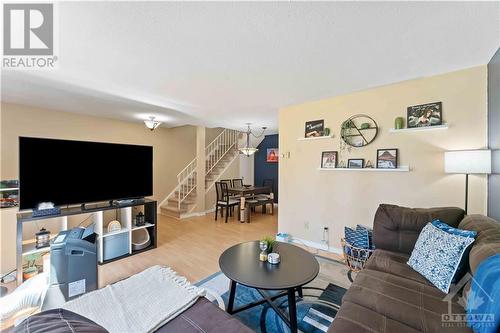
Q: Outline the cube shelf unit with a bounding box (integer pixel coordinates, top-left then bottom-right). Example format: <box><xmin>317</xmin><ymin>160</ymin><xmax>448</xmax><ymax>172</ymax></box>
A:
<box><xmin>16</xmin><ymin>199</ymin><xmax>157</xmax><ymax>284</ymax></box>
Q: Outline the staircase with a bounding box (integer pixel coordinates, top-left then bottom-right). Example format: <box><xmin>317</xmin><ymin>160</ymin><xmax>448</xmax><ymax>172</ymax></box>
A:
<box><xmin>160</xmin><ymin>129</ymin><xmax>239</xmax><ymax>219</ymax></box>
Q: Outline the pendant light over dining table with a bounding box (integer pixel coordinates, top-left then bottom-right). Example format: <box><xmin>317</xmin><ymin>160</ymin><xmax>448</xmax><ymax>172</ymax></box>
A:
<box><xmin>239</xmin><ymin>123</ymin><xmax>267</xmax><ymax>156</ymax></box>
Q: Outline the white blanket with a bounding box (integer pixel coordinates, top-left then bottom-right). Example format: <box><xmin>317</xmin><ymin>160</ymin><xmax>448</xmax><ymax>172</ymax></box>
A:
<box><xmin>63</xmin><ymin>266</ymin><xmax>205</xmax><ymax>333</ymax></box>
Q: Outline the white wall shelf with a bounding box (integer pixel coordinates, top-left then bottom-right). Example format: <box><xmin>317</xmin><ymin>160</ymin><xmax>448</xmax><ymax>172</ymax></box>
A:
<box><xmin>388</xmin><ymin>124</ymin><xmax>448</xmax><ymax>133</ymax></box>
<box><xmin>297</xmin><ymin>135</ymin><xmax>334</xmax><ymax>141</ymax></box>
<box><xmin>318</xmin><ymin>166</ymin><xmax>410</xmax><ymax>172</ymax></box>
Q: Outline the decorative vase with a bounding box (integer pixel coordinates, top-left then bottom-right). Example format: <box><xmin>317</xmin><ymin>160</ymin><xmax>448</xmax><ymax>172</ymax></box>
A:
<box><xmin>395</xmin><ymin>117</ymin><xmax>404</xmax><ymax>130</ymax></box>
<box><xmin>324</xmin><ymin>128</ymin><xmax>330</xmax><ymax>136</ymax></box>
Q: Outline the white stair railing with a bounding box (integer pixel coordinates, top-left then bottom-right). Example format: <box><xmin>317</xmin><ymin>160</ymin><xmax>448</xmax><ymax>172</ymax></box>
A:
<box><xmin>176</xmin><ymin>158</ymin><xmax>197</xmax><ymax>211</ymax></box>
<box><xmin>205</xmin><ymin>129</ymin><xmax>239</xmax><ymax>176</ymax></box>
<box><xmin>163</xmin><ymin>128</ymin><xmax>240</xmax><ymax>213</ymax></box>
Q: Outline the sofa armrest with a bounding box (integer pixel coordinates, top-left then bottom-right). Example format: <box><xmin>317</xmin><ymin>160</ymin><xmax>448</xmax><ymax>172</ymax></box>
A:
<box><xmin>372</xmin><ymin>204</ymin><xmax>465</xmax><ymax>255</ymax></box>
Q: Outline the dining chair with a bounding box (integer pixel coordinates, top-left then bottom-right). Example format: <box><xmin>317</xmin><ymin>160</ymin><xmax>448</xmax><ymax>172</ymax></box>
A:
<box><xmin>215</xmin><ymin>182</ymin><xmax>240</xmax><ymax>223</ymax></box>
<box><xmin>232</xmin><ymin>178</ymin><xmax>244</xmax><ymax>188</ymax></box>
<box><xmin>256</xmin><ymin>178</ymin><xmax>274</xmax><ymax>215</ymax></box>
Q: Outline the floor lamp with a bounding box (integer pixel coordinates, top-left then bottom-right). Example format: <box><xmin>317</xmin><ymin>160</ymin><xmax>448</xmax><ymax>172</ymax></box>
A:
<box><xmin>444</xmin><ymin>150</ymin><xmax>491</xmax><ymax>215</ymax></box>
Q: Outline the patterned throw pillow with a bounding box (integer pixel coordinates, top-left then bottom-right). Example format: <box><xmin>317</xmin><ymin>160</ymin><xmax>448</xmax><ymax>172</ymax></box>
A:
<box><xmin>407</xmin><ymin>223</ymin><xmax>475</xmax><ymax>293</ymax></box>
<box><xmin>431</xmin><ymin>219</ymin><xmax>477</xmax><ymax>283</ymax></box>
<box><xmin>356</xmin><ymin>224</ymin><xmax>375</xmax><ymax>249</ymax></box>
<box><xmin>344</xmin><ymin>226</ymin><xmax>370</xmax><ymax>249</ymax></box>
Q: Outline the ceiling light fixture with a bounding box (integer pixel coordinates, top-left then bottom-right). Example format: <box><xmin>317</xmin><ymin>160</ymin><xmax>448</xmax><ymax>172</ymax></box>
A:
<box><xmin>144</xmin><ymin>116</ymin><xmax>162</xmax><ymax>131</ymax></box>
<box><xmin>239</xmin><ymin>123</ymin><xmax>267</xmax><ymax>156</ymax></box>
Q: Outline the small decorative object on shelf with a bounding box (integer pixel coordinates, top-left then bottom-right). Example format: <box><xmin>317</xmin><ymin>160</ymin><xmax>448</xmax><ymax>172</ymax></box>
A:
<box><xmin>348</xmin><ymin>159</ymin><xmax>364</xmax><ymax>168</ymax></box>
<box><xmin>135</xmin><ymin>211</ymin><xmax>145</xmax><ymax>226</ymax></box>
<box><xmin>394</xmin><ymin>117</ymin><xmax>405</xmax><ymax>130</ymax></box>
<box><xmin>407</xmin><ymin>102</ymin><xmax>442</xmax><ymax>128</ymax></box>
<box><xmin>267</xmin><ymin>252</ymin><xmax>281</xmax><ymax>264</ymax></box>
<box><xmin>324</xmin><ymin>127</ymin><xmax>331</xmax><ymax>136</ymax></box>
<box><xmin>321</xmin><ymin>151</ymin><xmax>338</xmax><ymax>169</ymax></box>
<box><xmin>305</xmin><ymin>119</ymin><xmax>324</xmax><ymax>138</ymax></box>
<box><xmin>107</xmin><ymin>220</ymin><xmax>122</xmax><ymax>233</ymax></box>
<box><xmin>364</xmin><ymin>160</ymin><xmax>374</xmax><ymax>168</ymax></box>
<box><xmin>35</xmin><ymin>228</ymin><xmax>51</xmax><ymax>249</ymax></box>
<box><xmin>377</xmin><ymin>148</ymin><xmax>398</xmax><ymax>169</ymax></box>
<box><xmin>337</xmin><ymin>160</ymin><xmax>346</xmax><ymax>168</ymax></box>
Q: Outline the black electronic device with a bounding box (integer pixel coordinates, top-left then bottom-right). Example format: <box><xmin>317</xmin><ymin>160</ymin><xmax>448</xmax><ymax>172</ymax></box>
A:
<box><xmin>19</xmin><ymin>137</ymin><xmax>153</xmax><ymax>210</ymax></box>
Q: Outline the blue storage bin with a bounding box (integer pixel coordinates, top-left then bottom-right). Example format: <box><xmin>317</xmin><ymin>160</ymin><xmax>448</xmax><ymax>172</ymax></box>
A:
<box><xmin>103</xmin><ymin>231</ymin><xmax>129</xmax><ymax>261</ymax></box>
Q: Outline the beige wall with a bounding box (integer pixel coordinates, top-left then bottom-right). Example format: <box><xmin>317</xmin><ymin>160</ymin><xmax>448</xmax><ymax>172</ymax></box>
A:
<box><xmin>0</xmin><ymin>102</ymin><xmax>197</xmax><ymax>273</ymax></box>
<box><xmin>278</xmin><ymin>66</ymin><xmax>488</xmax><ymax>250</ymax></box>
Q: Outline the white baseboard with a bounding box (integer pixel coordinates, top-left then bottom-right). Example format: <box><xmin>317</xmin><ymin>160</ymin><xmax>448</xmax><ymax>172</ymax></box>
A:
<box><xmin>291</xmin><ymin>237</ymin><xmax>343</xmax><ymax>255</ymax></box>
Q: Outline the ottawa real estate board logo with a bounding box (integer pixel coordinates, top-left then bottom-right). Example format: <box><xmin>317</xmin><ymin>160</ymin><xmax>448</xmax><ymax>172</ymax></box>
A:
<box><xmin>2</xmin><ymin>3</ymin><xmax>58</xmax><ymax>69</ymax></box>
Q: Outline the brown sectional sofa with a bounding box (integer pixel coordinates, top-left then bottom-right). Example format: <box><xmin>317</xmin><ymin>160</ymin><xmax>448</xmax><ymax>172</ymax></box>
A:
<box><xmin>329</xmin><ymin>204</ymin><xmax>500</xmax><ymax>333</ymax></box>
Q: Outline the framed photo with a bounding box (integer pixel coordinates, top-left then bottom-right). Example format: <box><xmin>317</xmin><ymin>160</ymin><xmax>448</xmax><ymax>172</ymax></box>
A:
<box><xmin>305</xmin><ymin>120</ymin><xmax>324</xmax><ymax>138</ymax></box>
<box><xmin>0</xmin><ymin>179</ymin><xmax>19</xmax><ymax>209</ymax></box>
<box><xmin>266</xmin><ymin>148</ymin><xmax>279</xmax><ymax>162</ymax></box>
<box><xmin>407</xmin><ymin>102</ymin><xmax>442</xmax><ymax>128</ymax></box>
<box><xmin>321</xmin><ymin>151</ymin><xmax>337</xmax><ymax>169</ymax></box>
<box><xmin>348</xmin><ymin>159</ymin><xmax>364</xmax><ymax>168</ymax></box>
<box><xmin>377</xmin><ymin>149</ymin><xmax>398</xmax><ymax>169</ymax></box>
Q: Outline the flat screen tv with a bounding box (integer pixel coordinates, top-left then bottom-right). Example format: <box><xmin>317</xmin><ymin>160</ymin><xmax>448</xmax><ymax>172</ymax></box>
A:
<box><xmin>19</xmin><ymin>137</ymin><xmax>153</xmax><ymax>210</ymax></box>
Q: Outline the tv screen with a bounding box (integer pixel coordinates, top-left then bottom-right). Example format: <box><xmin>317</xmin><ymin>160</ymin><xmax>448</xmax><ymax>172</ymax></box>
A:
<box><xmin>19</xmin><ymin>137</ymin><xmax>153</xmax><ymax>210</ymax></box>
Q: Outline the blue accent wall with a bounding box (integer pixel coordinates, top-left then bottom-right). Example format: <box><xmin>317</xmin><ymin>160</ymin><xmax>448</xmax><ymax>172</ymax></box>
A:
<box><xmin>254</xmin><ymin>134</ymin><xmax>279</xmax><ymax>202</ymax></box>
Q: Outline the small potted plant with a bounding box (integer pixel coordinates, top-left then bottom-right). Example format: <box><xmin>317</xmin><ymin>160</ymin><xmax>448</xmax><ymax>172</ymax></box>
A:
<box><xmin>259</xmin><ymin>236</ymin><xmax>276</xmax><ymax>261</ymax></box>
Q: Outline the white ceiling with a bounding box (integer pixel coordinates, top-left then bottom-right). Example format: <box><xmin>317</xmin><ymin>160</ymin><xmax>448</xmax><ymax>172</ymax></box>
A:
<box><xmin>2</xmin><ymin>1</ymin><xmax>499</xmax><ymax>131</ymax></box>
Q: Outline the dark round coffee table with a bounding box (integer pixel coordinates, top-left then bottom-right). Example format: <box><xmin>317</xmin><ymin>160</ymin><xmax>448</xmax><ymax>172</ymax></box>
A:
<box><xmin>219</xmin><ymin>241</ymin><xmax>319</xmax><ymax>333</ymax></box>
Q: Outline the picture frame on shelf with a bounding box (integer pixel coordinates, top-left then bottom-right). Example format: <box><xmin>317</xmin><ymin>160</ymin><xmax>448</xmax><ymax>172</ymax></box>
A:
<box><xmin>348</xmin><ymin>159</ymin><xmax>364</xmax><ymax>168</ymax></box>
<box><xmin>377</xmin><ymin>149</ymin><xmax>398</xmax><ymax>169</ymax></box>
<box><xmin>305</xmin><ymin>119</ymin><xmax>324</xmax><ymax>138</ymax></box>
<box><xmin>321</xmin><ymin>151</ymin><xmax>338</xmax><ymax>169</ymax></box>
<box><xmin>407</xmin><ymin>102</ymin><xmax>442</xmax><ymax>128</ymax></box>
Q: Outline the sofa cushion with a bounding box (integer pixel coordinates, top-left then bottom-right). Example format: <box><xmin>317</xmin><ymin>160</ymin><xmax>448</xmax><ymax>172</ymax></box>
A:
<box><xmin>342</xmin><ymin>268</ymin><xmax>472</xmax><ymax>333</ymax></box>
<box><xmin>328</xmin><ymin>301</ymin><xmax>421</xmax><ymax>333</ymax></box>
<box><xmin>373</xmin><ymin>204</ymin><xmax>465</xmax><ymax>255</ymax></box>
<box><xmin>458</xmin><ymin>214</ymin><xmax>500</xmax><ymax>275</ymax></box>
<box><xmin>364</xmin><ymin>249</ymin><xmax>434</xmax><ymax>286</ymax></box>
<box><xmin>12</xmin><ymin>308</ymin><xmax>108</xmax><ymax>333</ymax></box>
<box><xmin>155</xmin><ymin>297</ymin><xmax>253</xmax><ymax>333</ymax></box>
<box><xmin>407</xmin><ymin>223</ymin><xmax>475</xmax><ymax>293</ymax></box>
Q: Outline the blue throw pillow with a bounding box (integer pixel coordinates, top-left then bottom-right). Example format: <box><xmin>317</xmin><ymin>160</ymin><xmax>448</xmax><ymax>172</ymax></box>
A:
<box><xmin>431</xmin><ymin>219</ymin><xmax>477</xmax><ymax>283</ymax></box>
<box><xmin>432</xmin><ymin>219</ymin><xmax>477</xmax><ymax>238</ymax></box>
<box><xmin>407</xmin><ymin>223</ymin><xmax>475</xmax><ymax>293</ymax></box>
<box><xmin>356</xmin><ymin>224</ymin><xmax>375</xmax><ymax>249</ymax></box>
<box><xmin>344</xmin><ymin>226</ymin><xmax>370</xmax><ymax>249</ymax></box>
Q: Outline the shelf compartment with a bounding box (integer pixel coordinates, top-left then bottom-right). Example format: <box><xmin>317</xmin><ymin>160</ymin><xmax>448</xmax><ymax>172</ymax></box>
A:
<box><xmin>102</xmin><ymin>228</ymin><xmax>129</xmax><ymax>238</ymax></box>
<box><xmin>22</xmin><ymin>241</ymin><xmax>51</xmax><ymax>256</ymax></box>
<box><xmin>389</xmin><ymin>124</ymin><xmax>448</xmax><ymax>133</ymax></box>
<box><xmin>132</xmin><ymin>222</ymin><xmax>154</xmax><ymax>231</ymax></box>
<box><xmin>318</xmin><ymin>166</ymin><xmax>410</xmax><ymax>172</ymax></box>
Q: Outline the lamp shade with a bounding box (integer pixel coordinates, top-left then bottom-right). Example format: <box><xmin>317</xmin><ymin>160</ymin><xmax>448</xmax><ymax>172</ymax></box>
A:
<box><xmin>444</xmin><ymin>150</ymin><xmax>491</xmax><ymax>174</ymax></box>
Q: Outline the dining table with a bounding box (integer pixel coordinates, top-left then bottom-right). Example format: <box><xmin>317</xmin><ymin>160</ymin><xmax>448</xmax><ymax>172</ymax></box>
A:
<box><xmin>227</xmin><ymin>186</ymin><xmax>272</xmax><ymax>222</ymax></box>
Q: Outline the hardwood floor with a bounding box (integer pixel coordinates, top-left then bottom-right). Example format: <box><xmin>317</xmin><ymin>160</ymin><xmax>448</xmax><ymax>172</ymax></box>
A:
<box><xmin>98</xmin><ymin>208</ymin><xmax>278</xmax><ymax>286</ymax></box>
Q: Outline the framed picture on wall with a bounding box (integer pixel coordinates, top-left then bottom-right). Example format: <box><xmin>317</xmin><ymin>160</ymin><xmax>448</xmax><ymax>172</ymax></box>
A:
<box><xmin>407</xmin><ymin>102</ymin><xmax>442</xmax><ymax>128</ymax></box>
<box><xmin>321</xmin><ymin>151</ymin><xmax>338</xmax><ymax>169</ymax></box>
<box><xmin>348</xmin><ymin>159</ymin><xmax>364</xmax><ymax>168</ymax></box>
<box><xmin>305</xmin><ymin>120</ymin><xmax>324</xmax><ymax>138</ymax></box>
<box><xmin>267</xmin><ymin>148</ymin><xmax>279</xmax><ymax>162</ymax></box>
<box><xmin>377</xmin><ymin>149</ymin><xmax>398</xmax><ymax>169</ymax></box>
